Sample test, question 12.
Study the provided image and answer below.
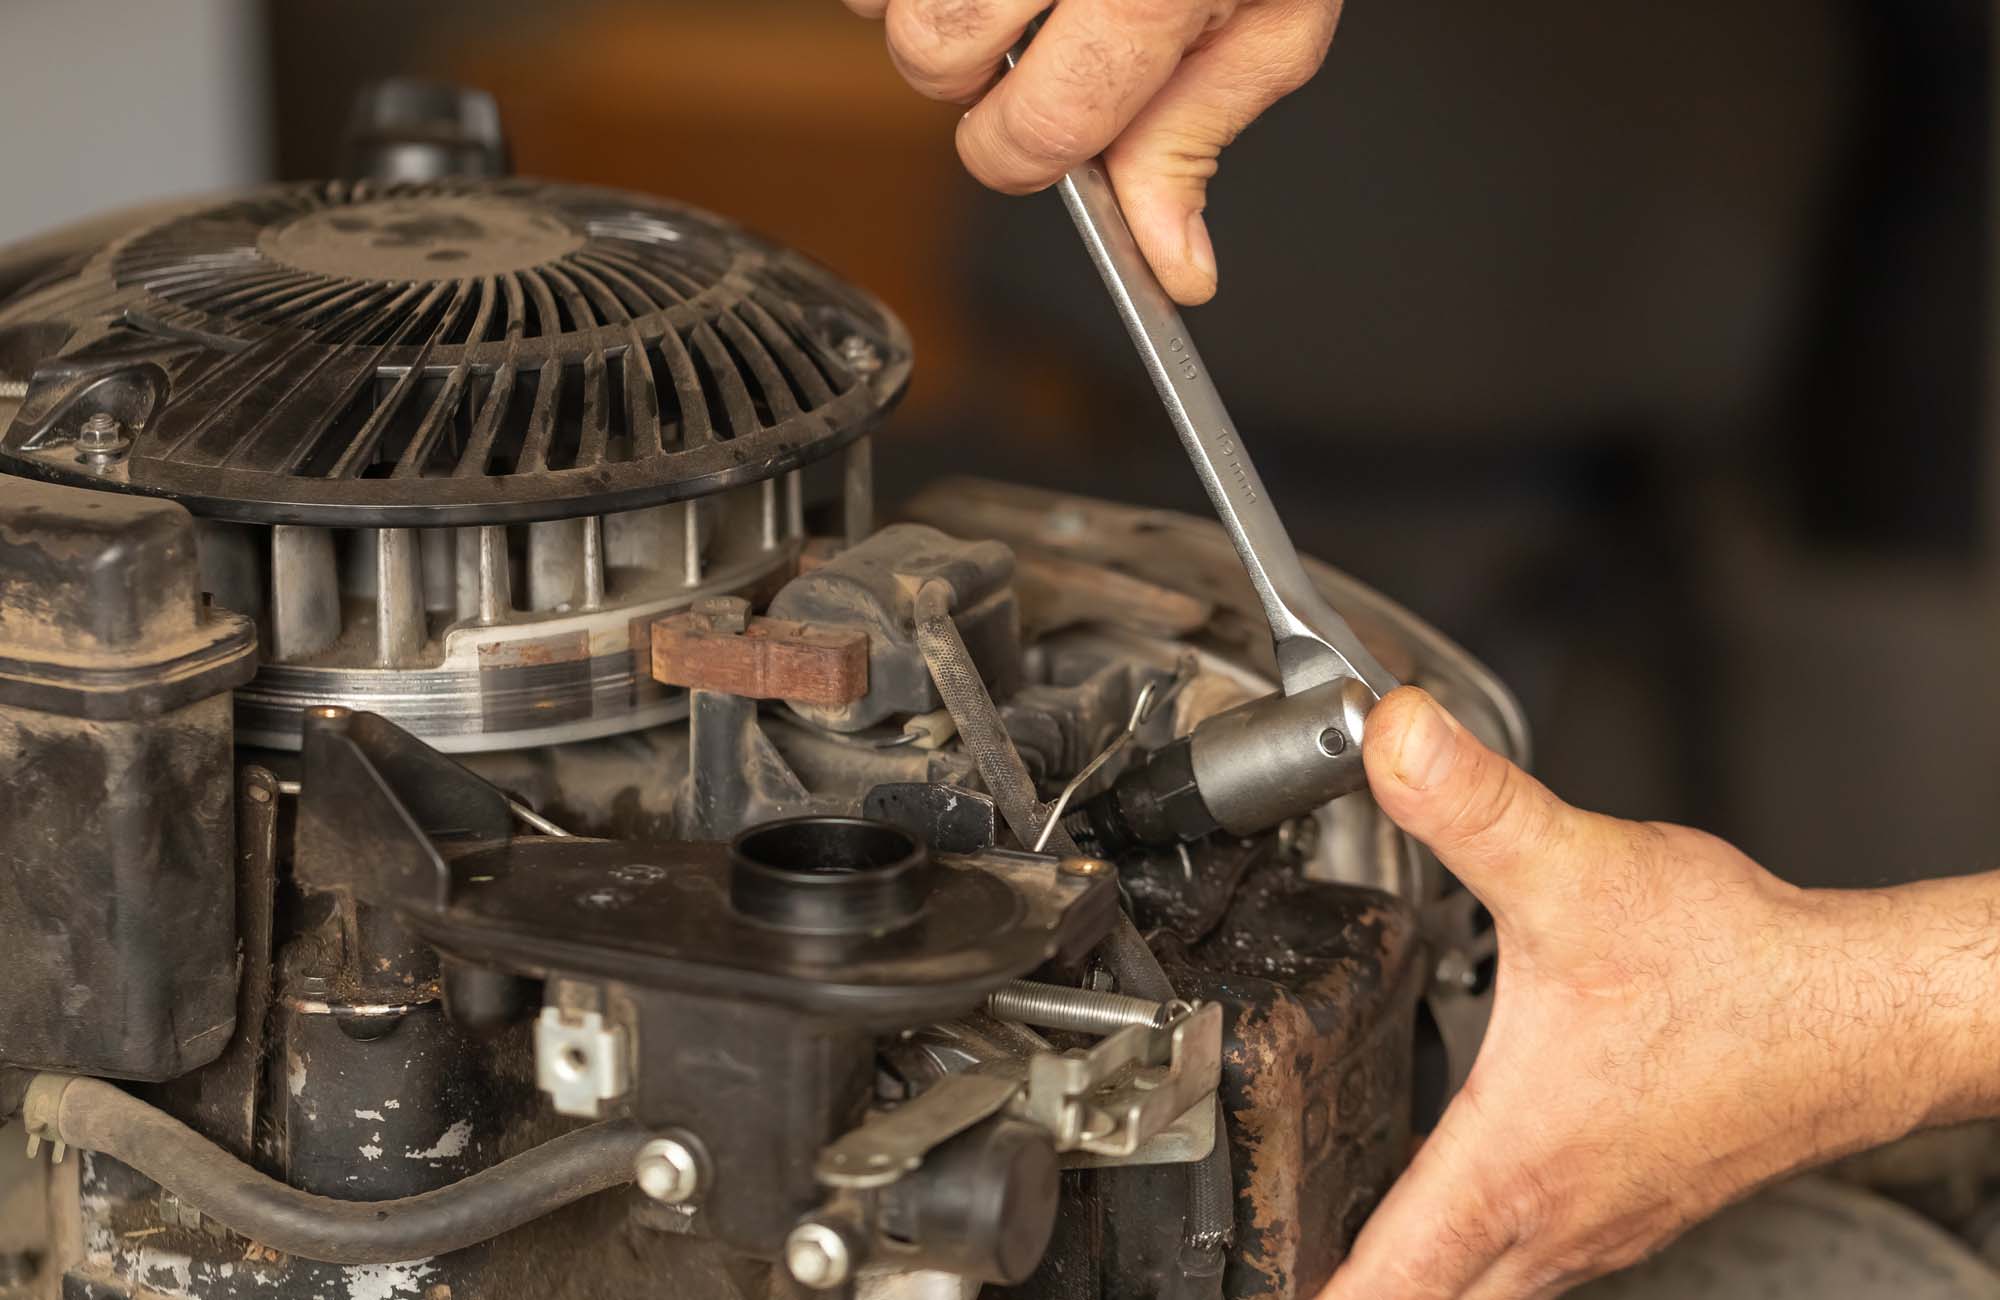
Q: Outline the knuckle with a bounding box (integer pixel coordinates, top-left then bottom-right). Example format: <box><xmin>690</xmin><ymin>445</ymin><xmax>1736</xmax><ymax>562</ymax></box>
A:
<box><xmin>1451</xmin><ymin>759</ymin><xmax>1545</xmax><ymax>851</ymax></box>
<box><xmin>1118</xmin><ymin>0</ymin><xmax>1226</xmax><ymax>30</ymax></box>
<box><xmin>997</xmin><ymin>90</ymin><xmax>1102</xmax><ymax>169</ymax></box>
<box><xmin>1432</xmin><ymin>1201</ymin><xmax>1508</xmax><ymax>1264</ymax></box>
<box><xmin>912</xmin><ymin>0</ymin><xmax>993</xmax><ymax>41</ymax></box>
<box><xmin>884</xmin><ymin>0</ymin><xmax>988</xmax><ymax>94</ymax></box>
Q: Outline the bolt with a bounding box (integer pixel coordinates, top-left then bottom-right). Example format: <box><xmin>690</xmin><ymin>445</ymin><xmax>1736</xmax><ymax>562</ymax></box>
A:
<box><xmin>1276</xmin><ymin>816</ymin><xmax>1321</xmax><ymax>862</ymax></box>
<box><xmin>1316</xmin><ymin>727</ymin><xmax>1348</xmax><ymax>758</ymax></box>
<box><xmin>633</xmin><ymin>1133</ymin><xmax>704</xmax><ymax>1205</ymax></box>
<box><xmin>785</xmin><ymin>1221</ymin><xmax>853</xmax><ymax>1290</ymax></box>
<box><xmin>75</xmin><ymin>412</ymin><xmax>130</xmax><ymax>467</ymax></box>
<box><xmin>693</xmin><ymin>595</ymin><xmax>751</xmax><ymax>635</ymax></box>
<box><xmin>838</xmin><ymin>334</ymin><xmax>882</xmax><ymax>376</ymax></box>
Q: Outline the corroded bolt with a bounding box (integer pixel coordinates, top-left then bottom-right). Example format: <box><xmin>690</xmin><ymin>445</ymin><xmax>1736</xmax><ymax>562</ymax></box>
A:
<box><xmin>693</xmin><ymin>595</ymin><xmax>751</xmax><ymax>635</ymax></box>
<box><xmin>633</xmin><ymin>1133</ymin><xmax>704</xmax><ymax>1205</ymax></box>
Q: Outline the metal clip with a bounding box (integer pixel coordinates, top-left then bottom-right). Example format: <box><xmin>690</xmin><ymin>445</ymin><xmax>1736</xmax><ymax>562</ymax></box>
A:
<box><xmin>1016</xmin><ymin>1002</ymin><xmax>1223</xmax><ymax>1158</ymax></box>
<box><xmin>534</xmin><ymin>1008</ymin><xmax>628</xmax><ymax>1119</ymax></box>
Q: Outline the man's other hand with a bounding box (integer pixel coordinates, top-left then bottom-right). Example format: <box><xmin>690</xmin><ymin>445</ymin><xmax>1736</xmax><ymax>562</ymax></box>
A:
<box><xmin>838</xmin><ymin>0</ymin><xmax>1342</xmax><ymax>305</ymax></box>
<box><xmin>1321</xmin><ymin>688</ymin><xmax>1966</xmax><ymax>1299</ymax></box>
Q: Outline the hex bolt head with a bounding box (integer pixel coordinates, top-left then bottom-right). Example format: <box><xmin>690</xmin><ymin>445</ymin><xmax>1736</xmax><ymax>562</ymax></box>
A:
<box><xmin>633</xmin><ymin>1133</ymin><xmax>704</xmax><ymax>1205</ymax></box>
<box><xmin>785</xmin><ymin>1221</ymin><xmax>853</xmax><ymax>1289</ymax></box>
<box><xmin>75</xmin><ymin>412</ymin><xmax>131</xmax><ymax>467</ymax></box>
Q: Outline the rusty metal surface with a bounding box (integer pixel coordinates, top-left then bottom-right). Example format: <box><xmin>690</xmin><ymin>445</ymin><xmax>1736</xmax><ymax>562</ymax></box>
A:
<box><xmin>1160</xmin><ymin>865</ymin><xmax>1426</xmax><ymax>1300</ymax></box>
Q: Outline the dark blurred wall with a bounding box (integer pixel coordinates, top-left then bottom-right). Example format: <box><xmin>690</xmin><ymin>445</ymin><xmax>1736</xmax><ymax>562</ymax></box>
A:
<box><xmin>266</xmin><ymin>0</ymin><xmax>1994</xmax><ymax>889</ymax></box>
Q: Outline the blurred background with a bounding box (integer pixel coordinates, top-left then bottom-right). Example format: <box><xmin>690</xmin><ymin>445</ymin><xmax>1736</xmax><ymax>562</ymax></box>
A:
<box><xmin>1</xmin><ymin>0</ymin><xmax>1992</xmax><ymax>890</ymax></box>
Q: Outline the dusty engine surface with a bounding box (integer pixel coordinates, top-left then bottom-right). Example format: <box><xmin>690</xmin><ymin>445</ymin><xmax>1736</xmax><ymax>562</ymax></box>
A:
<box><xmin>0</xmin><ymin>85</ymin><xmax>1522</xmax><ymax>1300</ymax></box>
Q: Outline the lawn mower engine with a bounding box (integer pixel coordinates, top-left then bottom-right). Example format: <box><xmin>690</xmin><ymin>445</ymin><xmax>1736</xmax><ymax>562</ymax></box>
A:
<box><xmin>0</xmin><ymin>86</ymin><xmax>1524</xmax><ymax>1300</ymax></box>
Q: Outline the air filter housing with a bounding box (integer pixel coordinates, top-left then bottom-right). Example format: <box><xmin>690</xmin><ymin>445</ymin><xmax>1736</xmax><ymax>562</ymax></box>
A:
<box><xmin>0</xmin><ymin>179</ymin><xmax>911</xmax><ymax>750</ymax></box>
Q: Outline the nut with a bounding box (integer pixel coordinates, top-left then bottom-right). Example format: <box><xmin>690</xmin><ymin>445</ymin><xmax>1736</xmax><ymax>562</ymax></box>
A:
<box><xmin>74</xmin><ymin>412</ymin><xmax>131</xmax><ymax>467</ymax></box>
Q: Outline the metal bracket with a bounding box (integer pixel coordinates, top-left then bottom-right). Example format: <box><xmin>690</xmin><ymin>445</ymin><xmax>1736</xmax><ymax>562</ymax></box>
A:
<box><xmin>814</xmin><ymin>1002</ymin><xmax>1224</xmax><ymax>1198</ymax></box>
<box><xmin>1060</xmin><ymin>1092</ymin><xmax>1216</xmax><ymax>1169</ymax></box>
<box><xmin>534</xmin><ymin>1007</ymin><xmax>628</xmax><ymax>1119</ymax></box>
<box><xmin>1017</xmin><ymin>1002</ymin><xmax>1223</xmax><ymax>1158</ymax></box>
<box><xmin>813</xmin><ymin>1002</ymin><xmax>1224</xmax><ymax>1190</ymax></box>
<box><xmin>816</xmin><ymin>1070</ymin><xmax>1021</xmax><ymax>1189</ymax></box>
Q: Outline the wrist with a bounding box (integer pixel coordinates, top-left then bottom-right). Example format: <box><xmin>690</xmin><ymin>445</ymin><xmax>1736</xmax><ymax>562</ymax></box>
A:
<box><xmin>1792</xmin><ymin>875</ymin><xmax>2000</xmax><ymax>1148</ymax></box>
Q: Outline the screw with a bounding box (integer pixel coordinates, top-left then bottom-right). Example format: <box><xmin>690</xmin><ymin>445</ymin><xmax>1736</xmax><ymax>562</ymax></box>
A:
<box><xmin>1059</xmin><ymin>857</ymin><xmax>1113</xmax><ymax>879</ymax></box>
<box><xmin>838</xmin><ymin>334</ymin><xmax>882</xmax><ymax>376</ymax></box>
<box><xmin>633</xmin><ymin>1133</ymin><xmax>704</xmax><ymax>1205</ymax></box>
<box><xmin>76</xmin><ymin>412</ymin><xmax>131</xmax><ymax>467</ymax></box>
<box><xmin>785</xmin><ymin>1221</ymin><xmax>853</xmax><ymax>1289</ymax></box>
<box><xmin>1316</xmin><ymin>727</ymin><xmax>1348</xmax><ymax>758</ymax></box>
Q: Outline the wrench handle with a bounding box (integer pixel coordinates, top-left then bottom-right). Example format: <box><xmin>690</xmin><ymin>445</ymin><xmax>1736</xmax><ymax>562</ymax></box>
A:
<box><xmin>1051</xmin><ymin>159</ymin><xmax>1398</xmax><ymax>700</ymax></box>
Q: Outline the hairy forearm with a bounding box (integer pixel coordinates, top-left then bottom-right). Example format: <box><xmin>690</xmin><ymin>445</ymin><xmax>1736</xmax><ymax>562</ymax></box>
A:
<box><xmin>1801</xmin><ymin>872</ymin><xmax>2000</xmax><ymax>1143</ymax></box>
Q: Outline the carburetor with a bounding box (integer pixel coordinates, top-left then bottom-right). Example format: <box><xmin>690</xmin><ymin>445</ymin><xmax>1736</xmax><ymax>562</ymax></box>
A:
<box><xmin>0</xmin><ymin>83</ymin><xmax>1523</xmax><ymax>1300</ymax></box>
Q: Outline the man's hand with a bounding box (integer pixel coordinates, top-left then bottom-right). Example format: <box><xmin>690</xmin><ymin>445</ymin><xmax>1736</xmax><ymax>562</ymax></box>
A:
<box><xmin>838</xmin><ymin>0</ymin><xmax>1342</xmax><ymax>305</ymax></box>
<box><xmin>1323</xmin><ymin>688</ymin><xmax>2000</xmax><ymax>1299</ymax></box>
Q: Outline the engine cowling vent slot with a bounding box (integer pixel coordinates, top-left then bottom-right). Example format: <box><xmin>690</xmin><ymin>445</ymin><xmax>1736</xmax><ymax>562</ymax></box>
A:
<box><xmin>0</xmin><ymin>178</ymin><xmax>908</xmax><ymax>527</ymax></box>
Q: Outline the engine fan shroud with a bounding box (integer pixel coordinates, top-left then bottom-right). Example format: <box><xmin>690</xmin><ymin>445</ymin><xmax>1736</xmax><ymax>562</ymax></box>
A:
<box><xmin>0</xmin><ymin>178</ymin><xmax>909</xmax><ymax>527</ymax></box>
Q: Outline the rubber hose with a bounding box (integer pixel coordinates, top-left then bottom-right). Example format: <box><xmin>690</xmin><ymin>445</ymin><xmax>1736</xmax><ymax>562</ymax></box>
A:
<box><xmin>913</xmin><ymin>579</ymin><xmax>1077</xmax><ymax>855</ymax></box>
<box><xmin>1184</xmin><ymin>1097</ymin><xmax>1237</xmax><ymax>1254</ymax></box>
<box><xmin>47</xmin><ymin>1075</ymin><xmax>647</xmax><ymax>1264</ymax></box>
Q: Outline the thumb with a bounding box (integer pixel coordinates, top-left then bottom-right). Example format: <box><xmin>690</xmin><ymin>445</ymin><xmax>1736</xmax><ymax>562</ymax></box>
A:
<box><xmin>1103</xmin><ymin>0</ymin><xmax>1340</xmax><ymax>305</ymax></box>
<box><xmin>1362</xmin><ymin>687</ymin><xmax>1589</xmax><ymax>904</ymax></box>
